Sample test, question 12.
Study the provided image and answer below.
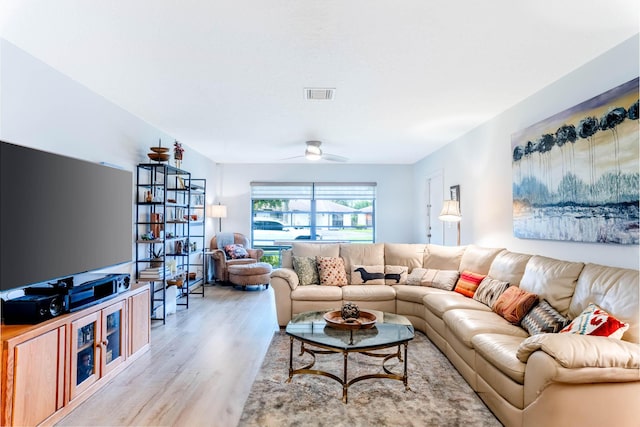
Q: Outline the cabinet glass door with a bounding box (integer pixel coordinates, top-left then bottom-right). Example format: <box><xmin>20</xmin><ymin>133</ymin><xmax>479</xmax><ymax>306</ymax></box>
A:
<box><xmin>70</xmin><ymin>311</ymin><xmax>100</xmax><ymax>400</ymax></box>
<box><xmin>102</xmin><ymin>301</ymin><xmax>126</xmax><ymax>374</ymax></box>
<box><xmin>76</xmin><ymin>322</ymin><xmax>96</xmax><ymax>384</ymax></box>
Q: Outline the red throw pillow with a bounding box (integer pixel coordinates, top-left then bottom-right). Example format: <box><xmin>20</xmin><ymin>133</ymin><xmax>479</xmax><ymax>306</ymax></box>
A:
<box><xmin>453</xmin><ymin>271</ymin><xmax>486</xmax><ymax>298</ymax></box>
<box><xmin>560</xmin><ymin>303</ymin><xmax>629</xmax><ymax>339</ymax></box>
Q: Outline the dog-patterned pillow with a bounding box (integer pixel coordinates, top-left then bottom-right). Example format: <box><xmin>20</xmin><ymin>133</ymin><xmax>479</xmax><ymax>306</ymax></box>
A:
<box><xmin>384</xmin><ymin>265</ymin><xmax>408</xmax><ymax>285</ymax></box>
<box><xmin>350</xmin><ymin>265</ymin><xmax>385</xmax><ymax>285</ymax></box>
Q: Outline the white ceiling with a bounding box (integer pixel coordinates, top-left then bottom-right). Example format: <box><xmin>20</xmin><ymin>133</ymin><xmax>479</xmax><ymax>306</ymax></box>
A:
<box><xmin>1</xmin><ymin>1</ymin><xmax>638</xmax><ymax>164</ymax></box>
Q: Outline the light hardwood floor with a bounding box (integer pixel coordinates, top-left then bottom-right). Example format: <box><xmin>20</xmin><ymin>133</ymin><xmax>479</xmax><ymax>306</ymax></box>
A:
<box><xmin>56</xmin><ymin>284</ymin><xmax>279</xmax><ymax>427</ymax></box>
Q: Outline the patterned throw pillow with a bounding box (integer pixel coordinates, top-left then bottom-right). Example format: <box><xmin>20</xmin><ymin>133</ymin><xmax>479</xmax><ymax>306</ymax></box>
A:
<box><xmin>453</xmin><ymin>271</ymin><xmax>486</xmax><ymax>298</ymax></box>
<box><xmin>316</xmin><ymin>256</ymin><xmax>348</xmax><ymax>286</ymax></box>
<box><xmin>521</xmin><ymin>299</ymin><xmax>569</xmax><ymax>335</ymax></box>
<box><xmin>560</xmin><ymin>303</ymin><xmax>629</xmax><ymax>339</ymax></box>
<box><xmin>350</xmin><ymin>265</ymin><xmax>385</xmax><ymax>285</ymax></box>
<box><xmin>292</xmin><ymin>256</ymin><xmax>319</xmax><ymax>286</ymax></box>
<box><xmin>224</xmin><ymin>244</ymin><xmax>248</xmax><ymax>259</ymax></box>
<box><xmin>384</xmin><ymin>265</ymin><xmax>408</xmax><ymax>285</ymax></box>
<box><xmin>493</xmin><ymin>286</ymin><xmax>539</xmax><ymax>324</ymax></box>
<box><xmin>473</xmin><ymin>277</ymin><xmax>510</xmax><ymax>307</ymax></box>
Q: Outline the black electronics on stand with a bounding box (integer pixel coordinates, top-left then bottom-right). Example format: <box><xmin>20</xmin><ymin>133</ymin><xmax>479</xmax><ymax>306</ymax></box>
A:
<box><xmin>2</xmin><ymin>273</ymin><xmax>130</xmax><ymax>324</ymax></box>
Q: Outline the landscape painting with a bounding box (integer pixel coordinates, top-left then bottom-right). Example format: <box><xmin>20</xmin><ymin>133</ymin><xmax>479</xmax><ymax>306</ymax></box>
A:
<box><xmin>512</xmin><ymin>77</ymin><xmax>639</xmax><ymax>244</ymax></box>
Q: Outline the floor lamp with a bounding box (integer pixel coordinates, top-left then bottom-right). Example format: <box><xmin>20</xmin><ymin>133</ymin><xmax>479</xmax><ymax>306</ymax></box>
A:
<box><xmin>207</xmin><ymin>204</ymin><xmax>228</xmax><ymax>233</ymax></box>
<box><xmin>439</xmin><ymin>200</ymin><xmax>461</xmax><ymax>246</ymax></box>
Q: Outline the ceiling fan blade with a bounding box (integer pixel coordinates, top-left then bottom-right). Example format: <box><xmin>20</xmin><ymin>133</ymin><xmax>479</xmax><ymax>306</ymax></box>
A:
<box><xmin>322</xmin><ymin>153</ymin><xmax>348</xmax><ymax>162</ymax></box>
<box><xmin>280</xmin><ymin>154</ymin><xmax>305</xmax><ymax>161</ymax></box>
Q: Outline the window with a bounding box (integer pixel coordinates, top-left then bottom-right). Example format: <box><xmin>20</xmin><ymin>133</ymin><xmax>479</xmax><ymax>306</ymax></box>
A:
<box><xmin>251</xmin><ymin>182</ymin><xmax>376</xmax><ymax>250</ymax></box>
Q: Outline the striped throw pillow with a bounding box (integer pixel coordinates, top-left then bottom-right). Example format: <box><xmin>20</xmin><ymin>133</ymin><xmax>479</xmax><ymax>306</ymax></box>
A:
<box><xmin>473</xmin><ymin>277</ymin><xmax>509</xmax><ymax>307</ymax></box>
<box><xmin>453</xmin><ymin>271</ymin><xmax>486</xmax><ymax>298</ymax></box>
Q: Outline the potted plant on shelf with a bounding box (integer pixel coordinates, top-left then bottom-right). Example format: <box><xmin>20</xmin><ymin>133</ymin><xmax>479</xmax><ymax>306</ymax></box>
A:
<box><xmin>150</xmin><ymin>246</ymin><xmax>164</xmax><ymax>267</ymax></box>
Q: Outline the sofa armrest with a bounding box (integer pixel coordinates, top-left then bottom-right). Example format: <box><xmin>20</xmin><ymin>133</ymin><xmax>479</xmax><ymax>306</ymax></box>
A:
<box><xmin>246</xmin><ymin>248</ymin><xmax>264</xmax><ymax>260</ymax></box>
<box><xmin>517</xmin><ymin>333</ymin><xmax>640</xmax><ymax>369</ymax></box>
<box><xmin>271</xmin><ymin>268</ymin><xmax>299</xmax><ymax>290</ymax></box>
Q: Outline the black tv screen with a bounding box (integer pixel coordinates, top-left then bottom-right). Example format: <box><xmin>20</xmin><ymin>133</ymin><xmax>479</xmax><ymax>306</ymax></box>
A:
<box><xmin>0</xmin><ymin>141</ymin><xmax>132</xmax><ymax>291</ymax></box>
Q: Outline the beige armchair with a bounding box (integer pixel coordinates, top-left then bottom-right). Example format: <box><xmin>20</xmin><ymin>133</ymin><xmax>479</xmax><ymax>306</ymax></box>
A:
<box><xmin>209</xmin><ymin>233</ymin><xmax>264</xmax><ymax>282</ymax></box>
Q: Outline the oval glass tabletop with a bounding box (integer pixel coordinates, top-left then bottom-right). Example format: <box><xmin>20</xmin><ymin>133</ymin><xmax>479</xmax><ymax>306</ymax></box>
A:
<box><xmin>286</xmin><ymin>310</ymin><xmax>414</xmax><ymax>350</ymax></box>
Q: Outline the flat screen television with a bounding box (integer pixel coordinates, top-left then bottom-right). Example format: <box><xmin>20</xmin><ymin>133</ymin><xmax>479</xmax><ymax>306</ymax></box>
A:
<box><xmin>0</xmin><ymin>141</ymin><xmax>133</xmax><ymax>292</ymax></box>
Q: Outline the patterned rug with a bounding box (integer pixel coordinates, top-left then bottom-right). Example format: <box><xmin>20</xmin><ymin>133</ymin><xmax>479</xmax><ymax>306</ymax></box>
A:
<box><xmin>238</xmin><ymin>330</ymin><xmax>501</xmax><ymax>427</ymax></box>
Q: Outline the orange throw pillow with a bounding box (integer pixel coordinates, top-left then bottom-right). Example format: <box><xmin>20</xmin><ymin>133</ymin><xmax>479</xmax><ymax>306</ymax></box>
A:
<box><xmin>493</xmin><ymin>287</ymin><xmax>538</xmax><ymax>324</ymax></box>
<box><xmin>453</xmin><ymin>271</ymin><xmax>486</xmax><ymax>298</ymax></box>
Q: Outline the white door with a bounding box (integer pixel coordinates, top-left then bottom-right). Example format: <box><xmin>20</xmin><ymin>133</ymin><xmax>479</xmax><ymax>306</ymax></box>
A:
<box><xmin>426</xmin><ymin>172</ymin><xmax>444</xmax><ymax>244</ymax></box>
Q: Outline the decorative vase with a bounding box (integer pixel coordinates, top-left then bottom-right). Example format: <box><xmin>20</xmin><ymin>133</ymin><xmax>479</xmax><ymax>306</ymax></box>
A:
<box><xmin>341</xmin><ymin>302</ymin><xmax>360</xmax><ymax>321</ymax></box>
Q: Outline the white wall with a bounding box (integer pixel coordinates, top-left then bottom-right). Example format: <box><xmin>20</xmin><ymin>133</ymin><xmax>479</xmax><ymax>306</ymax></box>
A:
<box><xmin>0</xmin><ymin>39</ymin><xmax>218</xmax><ymax>282</ymax></box>
<box><xmin>217</xmin><ymin>163</ymin><xmax>415</xmax><ymax>243</ymax></box>
<box><xmin>413</xmin><ymin>35</ymin><xmax>639</xmax><ymax>269</ymax></box>
<box><xmin>2</xmin><ymin>33</ymin><xmax>637</xmax><ymax>273</ymax></box>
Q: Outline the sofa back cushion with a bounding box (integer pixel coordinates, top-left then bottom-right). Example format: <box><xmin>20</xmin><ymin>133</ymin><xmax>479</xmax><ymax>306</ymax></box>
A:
<box><xmin>292</xmin><ymin>242</ymin><xmax>340</xmax><ymax>258</ymax></box>
<box><xmin>340</xmin><ymin>243</ymin><xmax>385</xmax><ymax>282</ymax></box>
<box><xmin>487</xmin><ymin>250</ymin><xmax>532</xmax><ymax>287</ymax></box>
<box><xmin>424</xmin><ymin>244</ymin><xmax>466</xmax><ymax>270</ymax></box>
<box><xmin>458</xmin><ymin>245</ymin><xmax>504</xmax><ymax>275</ymax></box>
<box><xmin>384</xmin><ymin>243</ymin><xmax>426</xmax><ymax>272</ymax></box>
<box><xmin>281</xmin><ymin>248</ymin><xmax>293</xmax><ymax>268</ymax></box>
<box><xmin>569</xmin><ymin>263</ymin><xmax>639</xmax><ymax>343</ymax></box>
<box><xmin>519</xmin><ymin>255</ymin><xmax>584</xmax><ymax>317</ymax></box>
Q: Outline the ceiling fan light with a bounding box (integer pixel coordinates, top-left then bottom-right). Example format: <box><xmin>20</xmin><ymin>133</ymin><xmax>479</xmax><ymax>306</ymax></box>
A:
<box><xmin>305</xmin><ymin>149</ymin><xmax>322</xmax><ymax>161</ymax></box>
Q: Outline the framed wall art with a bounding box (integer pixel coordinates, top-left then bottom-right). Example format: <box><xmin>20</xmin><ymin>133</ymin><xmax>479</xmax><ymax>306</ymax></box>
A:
<box><xmin>511</xmin><ymin>77</ymin><xmax>639</xmax><ymax>244</ymax></box>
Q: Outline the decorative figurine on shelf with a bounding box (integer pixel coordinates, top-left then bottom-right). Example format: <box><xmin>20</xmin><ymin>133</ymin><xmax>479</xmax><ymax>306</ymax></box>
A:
<box><xmin>145</xmin><ymin>190</ymin><xmax>153</xmax><ymax>202</ymax></box>
<box><xmin>173</xmin><ymin>140</ymin><xmax>184</xmax><ymax>169</ymax></box>
<box><xmin>341</xmin><ymin>302</ymin><xmax>360</xmax><ymax>322</ymax></box>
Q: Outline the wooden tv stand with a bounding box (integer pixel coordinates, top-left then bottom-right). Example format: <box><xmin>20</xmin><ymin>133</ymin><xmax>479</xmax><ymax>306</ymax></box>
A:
<box><xmin>1</xmin><ymin>283</ymin><xmax>150</xmax><ymax>426</ymax></box>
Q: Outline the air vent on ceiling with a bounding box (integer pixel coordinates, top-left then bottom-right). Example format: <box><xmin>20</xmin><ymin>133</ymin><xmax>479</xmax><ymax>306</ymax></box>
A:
<box><xmin>304</xmin><ymin>88</ymin><xmax>335</xmax><ymax>100</ymax></box>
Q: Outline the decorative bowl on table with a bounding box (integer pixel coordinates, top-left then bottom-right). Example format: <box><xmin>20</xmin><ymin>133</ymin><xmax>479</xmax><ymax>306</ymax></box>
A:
<box><xmin>323</xmin><ymin>310</ymin><xmax>377</xmax><ymax>330</ymax></box>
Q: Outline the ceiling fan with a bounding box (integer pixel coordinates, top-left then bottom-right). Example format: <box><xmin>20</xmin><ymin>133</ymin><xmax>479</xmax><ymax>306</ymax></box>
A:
<box><xmin>288</xmin><ymin>140</ymin><xmax>348</xmax><ymax>162</ymax></box>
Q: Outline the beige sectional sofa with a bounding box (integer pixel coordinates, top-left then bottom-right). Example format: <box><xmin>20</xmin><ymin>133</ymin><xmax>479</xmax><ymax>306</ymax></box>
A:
<box><xmin>270</xmin><ymin>242</ymin><xmax>640</xmax><ymax>427</ymax></box>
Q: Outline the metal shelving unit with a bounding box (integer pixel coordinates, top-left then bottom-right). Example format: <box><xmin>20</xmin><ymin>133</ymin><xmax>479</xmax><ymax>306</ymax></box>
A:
<box><xmin>135</xmin><ymin>163</ymin><xmax>205</xmax><ymax>322</ymax></box>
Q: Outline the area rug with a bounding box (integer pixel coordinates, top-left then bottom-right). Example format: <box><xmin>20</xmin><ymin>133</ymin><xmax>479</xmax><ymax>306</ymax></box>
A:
<box><xmin>238</xmin><ymin>330</ymin><xmax>501</xmax><ymax>427</ymax></box>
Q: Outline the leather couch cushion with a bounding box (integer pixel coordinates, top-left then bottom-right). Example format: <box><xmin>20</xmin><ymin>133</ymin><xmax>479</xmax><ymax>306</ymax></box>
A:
<box><xmin>568</xmin><ymin>263</ymin><xmax>639</xmax><ymax>343</ymax></box>
<box><xmin>291</xmin><ymin>285</ymin><xmax>342</xmax><ymax>301</ymax></box>
<box><xmin>424</xmin><ymin>293</ymin><xmax>491</xmax><ymax>319</ymax></box>
<box><xmin>342</xmin><ymin>284</ymin><xmax>396</xmax><ymax>301</ymax></box>
<box><xmin>459</xmin><ymin>245</ymin><xmax>505</xmax><ymax>275</ymax></box>
<box><xmin>487</xmin><ymin>250</ymin><xmax>532</xmax><ymax>287</ymax></box>
<box><xmin>384</xmin><ymin>243</ymin><xmax>426</xmax><ymax>271</ymax></box>
<box><xmin>424</xmin><ymin>244</ymin><xmax>466</xmax><ymax>270</ymax></box>
<box><xmin>444</xmin><ymin>309</ymin><xmax>528</xmax><ymax>347</ymax></box>
<box><xmin>519</xmin><ymin>255</ymin><xmax>584</xmax><ymax>316</ymax></box>
<box><xmin>472</xmin><ymin>333</ymin><xmax>527</xmax><ymax>384</ymax></box>
<box><xmin>340</xmin><ymin>243</ymin><xmax>385</xmax><ymax>282</ymax></box>
<box><xmin>292</xmin><ymin>242</ymin><xmax>340</xmax><ymax>258</ymax></box>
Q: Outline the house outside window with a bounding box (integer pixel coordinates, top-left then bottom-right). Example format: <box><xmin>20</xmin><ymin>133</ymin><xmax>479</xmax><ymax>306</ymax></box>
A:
<box><xmin>251</xmin><ymin>182</ymin><xmax>376</xmax><ymax>263</ymax></box>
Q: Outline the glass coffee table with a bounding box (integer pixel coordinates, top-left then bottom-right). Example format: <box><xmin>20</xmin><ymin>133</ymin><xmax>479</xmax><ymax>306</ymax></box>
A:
<box><xmin>285</xmin><ymin>310</ymin><xmax>415</xmax><ymax>403</ymax></box>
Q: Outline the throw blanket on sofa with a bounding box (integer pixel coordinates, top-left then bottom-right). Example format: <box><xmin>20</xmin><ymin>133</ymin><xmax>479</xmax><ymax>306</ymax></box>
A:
<box><xmin>216</xmin><ymin>232</ymin><xmax>235</xmax><ymax>249</ymax></box>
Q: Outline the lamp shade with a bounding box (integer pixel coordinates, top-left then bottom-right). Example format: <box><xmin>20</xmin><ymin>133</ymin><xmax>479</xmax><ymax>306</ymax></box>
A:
<box><xmin>439</xmin><ymin>200</ymin><xmax>461</xmax><ymax>222</ymax></box>
<box><xmin>207</xmin><ymin>204</ymin><xmax>227</xmax><ymax>218</ymax></box>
